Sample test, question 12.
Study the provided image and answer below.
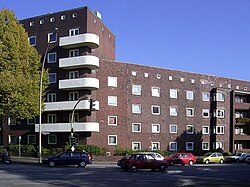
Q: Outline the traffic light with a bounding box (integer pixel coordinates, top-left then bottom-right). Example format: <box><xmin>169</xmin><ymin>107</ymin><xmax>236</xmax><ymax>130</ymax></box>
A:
<box><xmin>71</xmin><ymin>137</ymin><xmax>77</xmax><ymax>145</ymax></box>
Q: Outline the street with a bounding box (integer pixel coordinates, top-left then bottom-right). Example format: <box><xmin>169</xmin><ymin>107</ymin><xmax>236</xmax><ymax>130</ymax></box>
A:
<box><xmin>0</xmin><ymin>163</ymin><xmax>250</xmax><ymax>186</ymax></box>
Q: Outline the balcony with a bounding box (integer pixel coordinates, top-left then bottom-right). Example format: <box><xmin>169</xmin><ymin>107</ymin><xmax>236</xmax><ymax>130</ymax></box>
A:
<box><xmin>35</xmin><ymin>122</ymin><xmax>99</xmax><ymax>133</ymax></box>
<box><xmin>44</xmin><ymin>100</ymin><xmax>99</xmax><ymax>112</ymax></box>
<box><xmin>59</xmin><ymin>55</ymin><xmax>99</xmax><ymax>70</ymax></box>
<box><xmin>59</xmin><ymin>78</ymin><xmax>99</xmax><ymax>90</ymax></box>
<box><xmin>59</xmin><ymin>33</ymin><xmax>99</xmax><ymax>49</ymax></box>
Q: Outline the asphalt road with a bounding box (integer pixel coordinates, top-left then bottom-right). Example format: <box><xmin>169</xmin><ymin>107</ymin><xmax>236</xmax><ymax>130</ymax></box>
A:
<box><xmin>0</xmin><ymin>162</ymin><xmax>249</xmax><ymax>187</ymax></box>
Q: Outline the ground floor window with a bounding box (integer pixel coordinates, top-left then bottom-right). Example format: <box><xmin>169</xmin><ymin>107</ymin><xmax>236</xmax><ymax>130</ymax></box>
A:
<box><xmin>202</xmin><ymin>142</ymin><xmax>209</xmax><ymax>150</ymax></box>
<box><xmin>28</xmin><ymin>135</ymin><xmax>36</xmax><ymax>144</ymax></box>
<box><xmin>169</xmin><ymin>142</ymin><xmax>177</xmax><ymax>151</ymax></box>
<box><xmin>151</xmin><ymin>142</ymin><xmax>160</xmax><ymax>150</ymax></box>
<box><xmin>48</xmin><ymin>134</ymin><xmax>57</xmax><ymax>144</ymax></box>
<box><xmin>108</xmin><ymin>135</ymin><xmax>117</xmax><ymax>145</ymax></box>
<box><xmin>132</xmin><ymin>142</ymin><xmax>141</xmax><ymax>150</ymax></box>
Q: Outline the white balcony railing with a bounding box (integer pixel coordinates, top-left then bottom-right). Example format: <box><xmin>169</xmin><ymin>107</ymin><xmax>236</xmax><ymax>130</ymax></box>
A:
<box><xmin>35</xmin><ymin>122</ymin><xmax>99</xmax><ymax>133</ymax></box>
<box><xmin>59</xmin><ymin>78</ymin><xmax>99</xmax><ymax>90</ymax></box>
<box><xmin>59</xmin><ymin>55</ymin><xmax>99</xmax><ymax>70</ymax></box>
<box><xmin>59</xmin><ymin>33</ymin><xmax>99</xmax><ymax>49</ymax></box>
<box><xmin>44</xmin><ymin>100</ymin><xmax>99</xmax><ymax>112</ymax></box>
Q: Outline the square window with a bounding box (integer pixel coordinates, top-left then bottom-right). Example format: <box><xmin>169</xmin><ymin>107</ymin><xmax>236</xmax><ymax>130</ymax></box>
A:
<box><xmin>132</xmin><ymin>85</ymin><xmax>141</xmax><ymax>95</ymax></box>
<box><xmin>29</xmin><ymin>36</ymin><xmax>36</xmax><ymax>46</ymax></box>
<box><xmin>144</xmin><ymin>73</ymin><xmax>149</xmax><ymax>77</ymax></box>
<box><xmin>132</xmin><ymin>142</ymin><xmax>141</xmax><ymax>150</ymax></box>
<box><xmin>202</xmin><ymin>92</ymin><xmax>210</xmax><ymax>101</ymax></box>
<box><xmin>191</xmin><ymin>79</ymin><xmax>195</xmax><ymax>83</ymax></box>
<box><xmin>170</xmin><ymin>107</ymin><xmax>178</xmax><ymax>116</ymax></box>
<box><xmin>169</xmin><ymin>142</ymin><xmax>177</xmax><ymax>151</ymax></box>
<box><xmin>180</xmin><ymin>77</ymin><xmax>185</xmax><ymax>82</ymax></box>
<box><xmin>69</xmin><ymin>28</ymin><xmax>79</xmax><ymax>36</ymax></box>
<box><xmin>213</xmin><ymin>126</ymin><xmax>225</xmax><ymax>134</ymax></box>
<box><xmin>61</xmin><ymin>15</ymin><xmax>66</xmax><ymax>20</ymax></box>
<box><xmin>170</xmin><ymin>124</ymin><xmax>177</xmax><ymax>133</ymax></box>
<box><xmin>236</xmin><ymin>86</ymin><xmax>240</xmax><ymax>89</ymax></box>
<box><xmin>202</xmin><ymin>126</ymin><xmax>209</xmax><ymax>134</ymax></box>
<box><xmin>202</xmin><ymin>142</ymin><xmax>209</xmax><ymax>150</ymax></box>
<box><xmin>186</xmin><ymin>142</ymin><xmax>194</xmax><ymax>151</ymax></box>
<box><xmin>108</xmin><ymin>96</ymin><xmax>117</xmax><ymax>106</ymax></box>
<box><xmin>48</xmin><ymin>73</ymin><xmax>56</xmax><ymax>83</ymax></box>
<box><xmin>151</xmin><ymin>142</ymin><xmax>160</xmax><ymax>150</ymax></box>
<box><xmin>213</xmin><ymin>142</ymin><xmax>224</xmax><ymax>150</ymax></box>
<box><xmin>47</xmin><ymin>52</ymin><xmax>57</xmax><ymax>63</ymax></box>
<box><xmin>132</xmin><ymin>71</ymin><xmax>137</xmax><ymax>76</ymax></box>
<box><xmin>48</xmin><ymin>114</ymin><xmax>56</xmax><ymax>123</ymax></box>
<box><xmin>132</xmin><ymin>104</ymin><xmax>141</xmax><ymax>114</ymax></box>
<box><xmin>214</xmin><ymin>93</ymin><xmax>225</xmax><ymax>102</ymax></box>
<box><xmin>170</xmin><ymin>89</ymin><xmax>177</xmax><ymax>98</ymax></box>
<box><xmin>152</xmin><ymin>87</ymin><xmax>160</xmax><ymax>97</ymax></box>
<box><xmin>48</xmin><ymin>134</ymin><xmax>57</xmax><ymax>144</ymax></box>
<box><xmin>202</xmin><ymin>109</ymin><xmax>210</xmax><ymax>118</ymax></box>
<box><xmin>48</xmin><ymin>32</ymin><xmax>57</xmax><ymax>43</ymax></box>
<box><xmin>108</xmin><ymin>135</ymin><xmax>117</xmax><ymax>145</ymax></box>
<box><xmin>27</xmin><ymin>118</ymin><xmax>35</xmax><ymax>125</ymax></box>
<box><xmin>186</xmin><ymin>108</ymin><xmax>194</xmax><ymax>117</ymax></box>
<box><xmin>10</xmin><ymin>136</ymin><xmax>17</xmax><ymax>144</ymax></box>
<box><xmin>28</xmin><ymin>135</ymin><xmax>36</xmax><ymax>144</ymax></box>
<box><xmin>132</xmin><ymin>123</ymin><xmax>141</xmax><ymax>132</ymax></box>
<box><xmin>108</xmin><ymin>76</ymin><xmax>117</xmax><ymax>87</ymax></box>
<box><xmin>152</xmin><ymin>105</ymin><xmax>160</xmax><ymax>115</ymax></box>
<box><xmin>69</xmin><ymin>91</ymin><xmax>79</xmax><ymax>101</ymax></box>
<box><xmin>108</xmin><ymin>116</ymin><xmax>117</xmax><ymax>126</ymax></box>
<box><xmin>169</xmin><ymin>76</ymin><xmax>173</xmax><ymax>80</ymax></box>
<box><xmin>47</xmin><ymin>93</ymin><xmax>56</xmax><ymax>102</ymax></box>
<box><xmin>186</xmin><ymin>125</ymin><xmax>194</xmax><ymax>134</ymax></box>
<box><xmin>152</xmin><ymin>124</ymin><xmax>160</xmax><ymax>133</ymax></box>
<box><xmin>69</xmin><ymin>49</ymin><xmax>79</xmax><ymax>57</ymax></box>
<box><xmin>214</xmin><ymin>109</ymin><xmax>225</xmax><ymax>118</ymax></box>
<box><xmin>186</xmin><ymin>91</ymin><xmax>194</xmax><ymax>100</ymax></box>
<box><xmin>69</xmin><ymin>71</ymin><xmax>79</xmax><ymax>79</ymax></box>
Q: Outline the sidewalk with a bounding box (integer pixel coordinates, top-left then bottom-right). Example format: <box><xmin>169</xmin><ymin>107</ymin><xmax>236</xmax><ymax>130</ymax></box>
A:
<box><xmin>11</xmin><ymin>156</ymin><xmax>117</xmax><ymax>165</ymax></box>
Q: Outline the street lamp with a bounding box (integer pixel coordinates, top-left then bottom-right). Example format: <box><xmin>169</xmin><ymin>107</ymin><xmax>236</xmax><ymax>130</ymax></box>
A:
<box><xmin>38</xmin><ymin>28</ymin><xmax>58</xmax><ymax>163</ymax></box>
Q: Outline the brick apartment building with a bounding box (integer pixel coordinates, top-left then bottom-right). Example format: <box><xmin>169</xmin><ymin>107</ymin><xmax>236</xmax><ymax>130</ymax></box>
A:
<box><xmin>1</xmin><ymin>7</ymin><xmax>250</xmax><ymax>155</ymax></box>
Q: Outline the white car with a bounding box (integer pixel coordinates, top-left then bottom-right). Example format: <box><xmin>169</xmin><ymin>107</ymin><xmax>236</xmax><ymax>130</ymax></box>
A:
<box><xmin>245</xmin><ymin>156</ymin><xmax>250</xmax><ymax>164</ymax></box>
<box><xmin>226</xmin><ymin>153</ymin><xmax>250</xmax><ymax>163</ymax></box>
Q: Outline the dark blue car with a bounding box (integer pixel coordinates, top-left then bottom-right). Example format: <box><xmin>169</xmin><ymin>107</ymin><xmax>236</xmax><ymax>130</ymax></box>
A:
<box><xmin>42</xmin><ymin>151</ymin><xmax>92</xmax><ymax>167</ymax></box>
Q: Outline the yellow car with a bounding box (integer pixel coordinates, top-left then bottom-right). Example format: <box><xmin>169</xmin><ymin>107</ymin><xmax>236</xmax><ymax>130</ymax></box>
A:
<box><xmin>197</xmin><ymin>152</ymin><xmax>224</xmax><ymax>164</ymax></box>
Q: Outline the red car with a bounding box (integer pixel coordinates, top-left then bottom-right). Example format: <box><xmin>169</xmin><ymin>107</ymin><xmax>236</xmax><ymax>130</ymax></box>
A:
<box><xmin>164</xmin><ymin>152</ymin><xmax>196</xmax><ymax>166</ymax></box>
<box><xmin>117</xmin><ymin>152</ymin><xmax>168</xmax><ymax>172</ymax></box>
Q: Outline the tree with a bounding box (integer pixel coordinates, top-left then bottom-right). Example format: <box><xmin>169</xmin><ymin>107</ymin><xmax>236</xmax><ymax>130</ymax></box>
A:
<box><xmin>0</xmin><ymin>8</ymin><xmax>48</xmax><ymax>120</ymax></box>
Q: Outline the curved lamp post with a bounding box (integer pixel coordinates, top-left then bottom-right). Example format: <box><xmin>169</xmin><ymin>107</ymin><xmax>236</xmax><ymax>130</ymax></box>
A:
<box><xmin>38</xmin><ymin>28</ymin><xmax>58</xmax><ymax>163</ymax></box>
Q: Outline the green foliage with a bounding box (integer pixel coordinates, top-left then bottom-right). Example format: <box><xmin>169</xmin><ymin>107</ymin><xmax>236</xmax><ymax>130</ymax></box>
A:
<box><xmin>73</xmin><ymin>144</ymin><xmax>105</xmax><ymax>156</ymax></box>
<box><xmin>0</xmin><ymin>8</ymin><xmax>48</xmax><ymax>119</ymax></box>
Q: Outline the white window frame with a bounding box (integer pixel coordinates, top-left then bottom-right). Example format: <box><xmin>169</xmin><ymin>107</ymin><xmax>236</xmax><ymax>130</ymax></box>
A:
<box><xmin>108</xmin><ymin>76</ymin><xmax>117</xmax><ymax>87</ymax></box>
<box><xmin>132</xmin><ymin>142</ymin><xmax>141</xmax><ymax>150</ymax></box>
<box><xmin>202</xmin><ymin>142</ymin><xmax>209</xmax><ymax>150</ymax></box>
<box><xmin>108</xmin><ymin>116</ymin><xmax>117</xmax><ymax>126</ymax></box>
<box><xmin>47</xmin><ymin>93</ymin><xmax>56</xmax><ymax>102</ymax></box>
<box><xmin>108</xmin><ymin>135</ymin><xmax>117</xmax><ymax>145</ymax></box>
<box><xmin>169</xmin><ymin>142</ymin><xmax>177</xmax><ymax>151</ymax></box>
<box><xmin>108</xmin><ymin>96</ymin><xmax>117</xmax><ymax>106</ymax></box>
<box><xmin>69</xmin><ymin>49</ymin><xmax>79</xmax><ymax>57</ymax></box>
<box><xmin>132</xmin><ymin>85</ymin><xmax>141</xmax><ymax>95</ymax></box>
<box><xmin>29</xmin><ymin>36</ymin><xmax>36</xmax><ymax>46</ymax></box>
<box><xmin>214</xmin><ymin>109</ymin><xmax>225</xmax><ymax>118</ymax></box>
<box><xmin>202</xmin><ymin>109</ymin><xmax>210</xmax><ymax>118</ymax></box>
<box><xmin>213</xmin><ymin>142</ymin><xmax>224</xmax><ymax>150</ymax></box>
<box><xmin>27</xmin><ymin>135</ymin><xmax>36</xmax><ymax>144</ymax></box>
<box><xmin>47</xmin><ymin>114</ymin><xmax>56</xmax><ymax>123</ymax></box>
<box><xmin>69</xmin><ymin>71</ymin><xmax>79</xmax><ymax>79</ymax></box>
<box><xmin>69</xmin><ymin>28</ymin><xmax>79</xmax><ymax>36</ymax></box>
<box><xmin>214</xmin><ymin>93</ymin><xmax>225</xmax><ymax>102</ymax></box>
<box><xmin>202</xmin><ymin>126</ymin><xmax>209</xmax><ymax>134</ymax></box>
<box><xmin>48</xmin><ymin>134</ymin><xmax>57</xmax><ymax>144</ymax></box>
<box><xmin>69</xmin><ymin>91</ymin><xmax>79</xmax><ymax>101</ymax></box>
<box><xmin>202</xmin><ymin>92</ymin><xmax>210</xmax><ymax>101</ymax></box>
<box><xmin>47</xmin><ymin>52</ymin><xmax>57</xmax><ymax>63</ymax></box>
<box><xmin>170</xmin><ymin>124</ymin><xmax>177</xmax><ymax>133</ymax></box>
<box><xmin>170</xmin><ymin>89</ymin><xmax>177</xmax><ymax>98</ymax></box>
<box><xmin>170</xmin><ymin>107</ymin><xmax>178</xmax><ymax>116</ymax></box>
<box><xmin>151</xmin><ymin>142</ymin><xmax>160</xmax><ymax>151</ymax></box>
<box><xmin>151</xmin><ymin>87</ymin><xmax>160</xmax><ymax>97</ymax></box>
<box><xmin>213</xmin><ymin>126</ymin><xmax>225</xmax><ymax>134</ymax></box>
<box><xmin>186</xmin><ymin>142</ymin><xmax>194</xmax><ymax>151</ymax></box>
<box><xmin>48</xmin><ymin>32</ymin><xmax>57</xmax><ymax>43</ymax></box>
<box><xmin>151</xmin><ymin>105</ymin><xmax>160</xmax><ymax>115</ymax></box>
<box><xmin>186</xmin><ymin>91</ymin><xmax>194</xmax><ymax>100</ymax></box>
<box><xmin>132</xmin><ymin>123</ymin><xmax>141</xmax><ymax>132</ymax></box>
<box><xmin>132</xmin><ymin>104</ymin><xmax>141</xmax><ymax>114</ymax></box>
<box><xmin>186</xmin><ymin>108</ymin><xmax>194</xmax><ymax>117</ymax></box>
<box><xmin>186</xmin><ymin>125</ymin><xmax>194</xmax><ymax>134</ymax></box>
<box><xmin>48</xmin><ymin>73</ymin><xmax>56</xmax><ymax>83</ymax></box>
<box><xmin>152</xmin><ymin>124</ymin><xmax>160</xmax><ymax>133</ymax></box>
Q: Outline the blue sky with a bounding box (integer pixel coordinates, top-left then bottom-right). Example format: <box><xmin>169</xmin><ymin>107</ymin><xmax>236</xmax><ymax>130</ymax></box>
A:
<box><xmin>1</xmin><ymin>0</ymin><xmax>250</xmax><ymax>81</ymax></box>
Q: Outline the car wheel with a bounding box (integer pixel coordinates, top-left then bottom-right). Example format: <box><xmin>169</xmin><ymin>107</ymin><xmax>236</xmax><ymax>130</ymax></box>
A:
<box><xmin>49</xmin><ymin>161</ymin><xmax>55</xmax><ymax>167</ymax></box>
<box><xmin>159</xmin><ymin>165</ymin><xmax>166</xmax><ymax>172</ymax></box>
<box><xmin>130</xmin><ymin>165</ymin><xmax>137</xmax><ymax>172</ymax></box>
<box><xmin>219</xmin><ymin>159</ymin><xmax>224</xmax><ymax>164</ymax></box>
<box><xmin>169</xmin><ymin>161</ymin><xmax>174</xmax><ymax>166</ymax></box>
<box><xmin>189</xmin><ymin>160</ymin><xmax>194</xmax><ymax>166</ymax></box>
<box><xmin>205</xmin><ymin>159</ymin><xmax>209</xmax><ymax>164</ymax></box>
<box><xmin>79</xmin><ymin>161</ymin><xmax>86</xmax><ymax>168</ymax></box>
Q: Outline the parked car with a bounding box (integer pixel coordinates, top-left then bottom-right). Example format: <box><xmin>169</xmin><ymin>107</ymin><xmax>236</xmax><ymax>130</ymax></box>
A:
<box><xmin>42</xmin><ymin>151</ymin><xmax>92</xmax><ymax>167</ymax></box>
<box><xmin>196</xmin><ymin>152</ymin><xmax>224</xmax><ymax>164</ymax></box>
<box><xmin>226</xmin><ymin>152</ymin><xmax>250</xmax><ymax>163</ymax></box>
<box><xmin>117</xmin><ymin>152</ymin><xmax>168</xmax><ymax>172</ymax></box>
<box><xmin>244</xmin><ymin>156</ymin><xmax>250</xmax><ymax>164</ymax></box>
<box><xmin>164</xmin><ymin>152</ymin><xmax>196</xmax><ymax>166</ymax></box>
